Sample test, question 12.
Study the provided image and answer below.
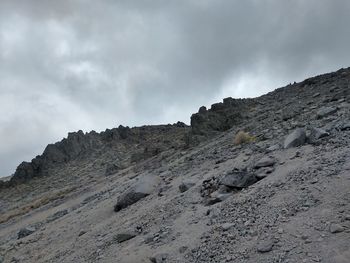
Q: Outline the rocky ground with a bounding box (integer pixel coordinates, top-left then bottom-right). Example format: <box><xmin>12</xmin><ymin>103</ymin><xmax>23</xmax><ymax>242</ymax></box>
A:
<box><xmin>0</xmin><ymin>68</ymin><xmax>350</xmax><ymax>263</ymax></box>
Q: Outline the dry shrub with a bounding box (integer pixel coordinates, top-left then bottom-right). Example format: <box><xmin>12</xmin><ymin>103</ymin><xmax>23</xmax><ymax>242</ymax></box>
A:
<box><xmin>0</xmin><ymin>187</ymin><xmax>75</xmax><ymax>224</ymax></box>
<box><xmin>234</xmin><ymin>131</ymin><xmax>256</xmax><ymax>145</ymax></box>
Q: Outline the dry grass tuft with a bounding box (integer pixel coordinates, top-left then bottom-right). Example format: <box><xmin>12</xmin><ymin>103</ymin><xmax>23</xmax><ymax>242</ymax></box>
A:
<box><xmin>0</xmin><ymin>187</ymin><xmax>75</xmax><ymax>224</ymax></box>
<box><xmin>234</xmin><ymin>131</ymin><xmax>256</xmax><ymax>145</ymax></box>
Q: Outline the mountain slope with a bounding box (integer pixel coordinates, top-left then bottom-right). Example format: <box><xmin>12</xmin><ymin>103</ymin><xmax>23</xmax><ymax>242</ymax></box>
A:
<box><xmin>0</xmin><ymin>67</ymin><xmax>350</xmax><ymax>263</ymax></box>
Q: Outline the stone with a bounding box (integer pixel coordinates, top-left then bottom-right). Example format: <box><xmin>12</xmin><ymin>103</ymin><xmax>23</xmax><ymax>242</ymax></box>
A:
<box><xmin>105</xmin><ymin>163</ymin><xmax>120</xmax><ymax>176</ymax></box>
<box><xmin>316</xmin><ymin>106</ymin><xmax>337</xmax><ymax>119</ymax></box>
<box><xmin>46</xmin><ymin>209</ymin><xmax>68</xmax><ymax>223</ymax></box>
<box><xmin>150</xmin><ymin>253</ymin><xmax>168</xmax><ymax>263</ymax></box>
<box><xmin>329</xmin><ymin>223</ymin><xmax>344</xmax><ymax>233</ymax></box>
<box><xmin>220</xmin><ymin>169</ymin><xmax>257</xmax><ymax>189</ymax></box>
<box><xmin>221</xmin><ymin>223</ymin><xmax>234</xmax><ymax>231</ymax></box>
<box><xmin>17</xmin><ymin>227</ymin><xmax>36</xmax><ymax>239</ymax></box>
<box><xmin>114</xmin><ymin>175</ymin><xmax>159</xmax><ymax>212</ymax></box>
<box><xmin>179</xmin><ymin>246</ymin><xmax>188</xmax><ymax>254</ymax></box>
<box><xmin>257</xmin><ymin>239</ymin><xmax>274</xmax><ymax>253</ymax></box>
<box><xmin>340</xmin><ymin>122</ymin><xmax>350</xmax><ymax>131</ymax></box>
<box><xmin>179</xmin><ymin>182</ymin><xmax>195</xmax><ymax>193</ymax></box>
<box><xmin>267</xmin><ymin>144</ymin><xmax>280</xmax><ymax>152</ymax></box>
<box><xmin>284</xmin><ymin>128</ymin><xmax>306</xmax><ymax>149</ymax></box>
<box><xmin>114</xmin><ymin>232</ymin><xmax>136</xmax><ymax>243</ymax></box>
<box><xmin>308</xmin><ymin>127</ymin><xmax>329</xmax><ymax>143</ymax></box>
<box><xmin>254</xmin><ymin>156</ymin><xmax>275</xmax><ymax>168</ymax></box>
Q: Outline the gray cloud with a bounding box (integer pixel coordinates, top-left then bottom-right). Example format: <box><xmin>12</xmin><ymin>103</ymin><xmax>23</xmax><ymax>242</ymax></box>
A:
<box><xmin>1</xmin><ymin>0</ymin><xmax>350</xmax><ymax>177</ymax></box>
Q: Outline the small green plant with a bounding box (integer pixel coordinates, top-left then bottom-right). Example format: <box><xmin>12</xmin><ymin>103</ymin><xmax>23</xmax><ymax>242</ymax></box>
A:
<box><xmin>234</xmin><ymin>131</ymin><xmax>256</xmax><ymax>145</ymax></box>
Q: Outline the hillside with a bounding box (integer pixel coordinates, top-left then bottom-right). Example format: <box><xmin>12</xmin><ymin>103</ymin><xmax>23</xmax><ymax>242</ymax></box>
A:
<box><xmin>0</xmin><ymin>68</ymin><xmax>350</xmax><ymax>263</ymax></box>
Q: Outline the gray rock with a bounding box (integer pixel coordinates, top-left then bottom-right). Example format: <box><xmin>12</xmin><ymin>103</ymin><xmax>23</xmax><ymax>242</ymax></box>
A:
<box><xmin>46</xmin><ymin>209</ymin><xmax>68</xmax><ymax>223</ymax></box>
<box><xmin>114</xmin><ymin>175</ymin><xmax>159</xmax><ymax>212</ymax></box>
<box><xmin>254</xmin><ymin>156</ymin><xmax>275</xmax><ymax>168</ymax></box>
<box><xmin>220</xmin><ymin>169</ymin><xmax>257</xmax><ymax>189</ymax></box>
<box><xmin>206</xmin><ymin>192</ymin><xmax>232</xmax><ymax>206</ymax></box>
<box><xmin>150</xmin><ymin>253</ymin><xmax>168</xmax><ymax>263</ymax></box>
<box><xmin>221</xmin><ymin>223</ymin><xmax>234</xmax><ymax>231</ymax></box>
<box><xmin>255</xmin><ymin>167</ymin><xmax>275</xmax><ymax>179</ymax></box>
<box><xmin>257</xmin><ymin>239</ymin><xmax>274</xmax><ymax>253</ymax></box>
<box><xmin>179</xmin><ymin>182</ymin><xmax>195</xmax><ymax>193</ymax></box>
<box><xmin>316</xmin><ymin>106</ymin><xmax>337</xmax><ymax>119</ymax></box>
<box><xmin>284</xmin><ymin>128</ymin><xmax>306</xmax><ymax>149</ymax></box>
<box><xmin>17</xmin><ymin>227</ymin><xmax>36</xmax><ymax>239</ymax></box>
<box><xmin>340</xmin><ymin>122</ymin><xmax>350</xmax><ymax>131</ymax></box>
<box><xmin>105</xmin><ymin>163</ymin><xmax>120</xmax><ymax>176</ymax></box>
<box><xmin>114</xmin><ymin>232</ymin><xmax>136</xmax><ymax>243</ymax></box>
<box><xmin>308</xmin><ymin>127</ymin><xmax>329</xmax><ymax>143</ymax></box>
<box><xmin>267</xmin><ymin>144</ymin><xmax>280</xmax><ymax>152</ymax></box>
<box><xmin>329</xmin><ymin>223</ymin><xmax>344</xmax><ymax>233</ymax></box>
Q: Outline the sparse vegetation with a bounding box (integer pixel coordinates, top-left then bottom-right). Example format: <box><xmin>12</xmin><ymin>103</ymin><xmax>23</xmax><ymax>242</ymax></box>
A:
<box><xmin>234</xmin><ymin>131</ymin><xmax>256</xmax><ymax>145</ymax></box>
<box><xmin>0</xmin><ymin>187</ymin><xmax>75</xmax><ymax>224</ymax></box>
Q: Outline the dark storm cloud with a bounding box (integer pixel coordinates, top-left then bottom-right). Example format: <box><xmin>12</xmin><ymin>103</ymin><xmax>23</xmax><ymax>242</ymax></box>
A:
<box><xmin>1</xmin><ymin>0</ymin><xmax>350</xmax><ymax>177</ymax></box>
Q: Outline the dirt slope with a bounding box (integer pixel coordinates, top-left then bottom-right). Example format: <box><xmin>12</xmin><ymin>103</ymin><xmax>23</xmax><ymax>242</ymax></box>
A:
<box><xmin>0</xmin><ymin>68</ymin><xmax>350</xmax><ymax>263</ymax></box>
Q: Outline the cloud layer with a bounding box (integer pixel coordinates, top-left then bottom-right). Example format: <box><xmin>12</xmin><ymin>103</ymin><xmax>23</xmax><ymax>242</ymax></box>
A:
<box><xmin>1</xmin><ymin>0</ymin><xmax>350</xmax><ymax>177</ymax></box>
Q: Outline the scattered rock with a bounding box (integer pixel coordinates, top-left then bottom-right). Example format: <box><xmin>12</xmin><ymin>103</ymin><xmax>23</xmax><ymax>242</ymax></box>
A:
<box><xmin>179</xmin><ymin>246</ymin><xmax>188</xmax><ymax>254</ymax></box>
<box><xmin>219</xmin><ymin>169</ymin><xmax>257</xmax><ymax>189</ymax></box>
<box><xmin>17</xmin><ymin>227</ymin><xmax>36</xmax><ymax>239</ymax></box>
<box><xmin>257</xmin><ymin>239</ymin><xmax>274</xmax><ymax>253</ymax></box>
<box><xmin>78</xmin><ymin>230</ymin><xmax>86</xmax><ymax>237</ymax></box>
<box><xmin>329</xmin><ymin>223</ymin><xmax>345</xmax><ymax>233</ymax></box>
<box><xmin>114</xmin><ymin>175</ymin><xmax>159</xmax><ymax>212</ymax></box>
<box><xmin>267</xmin><ymin>144</ymin><xmax>280</xmax><ymax>152</ymax></box>
<box><xmin>308</xmin><ymin>127</ymin><xmax>329</xmax><ymax>143</ymax></box>
<box><xmin>46</xmin><ymin>209</ymin><xmax>69</xmax><ymax>223</ymax></box>
<box><xmin>316</xmin><ymin>106</ymin><xmax>337</xmax><ymax>119</ymax></box>
<box><xmin>105</xmin><ymin>163</ymin><xmax>120</xmax><ymax>176</ymax></box>
<box><xmin>179</xmin><ymin>182</ymin><xmax>195</xmax><ymax>193</ymax></box>
<box><xmin>254</xmin><ymin>156</ymin><xmax>275</xmax><ymax>168</ymax></box>
<box><xmin>284</xmin><ymin>128</ymin><xmax>306</xmax><ymax>149</ymax></box>
<box><xmin>150</xmin><ymin>253</ymin><xmax>168</xmax><ymax>263</ymax></box>
<box><xmin>221</xmin><ymin>223</ymin><xmax>234</xmax><ymax>231</ymax></box>
<box><xmin>114</xmin><ymin>232</ymin><xmax>136</xmax><ymax>243</ymax></box>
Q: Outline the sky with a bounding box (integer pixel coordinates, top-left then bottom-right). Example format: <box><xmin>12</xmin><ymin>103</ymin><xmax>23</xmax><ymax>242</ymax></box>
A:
<box><xmin>1</xmin><ymin>0</ymin><xmax>350</xmax><ymax>177</ymax></box>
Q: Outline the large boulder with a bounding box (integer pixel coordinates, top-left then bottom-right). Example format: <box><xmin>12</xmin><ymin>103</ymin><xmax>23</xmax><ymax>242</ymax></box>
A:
<box><xmin>316</xmin><ymin>106</ymin><xmax>337</xmax><ymax>119</ymax></box>
<box><xmin>284</xmin><ymin>128</ymin><xmax>306</xmax><ymax>149</ymax></box>
<box><xmin>219</xmin><ymin>169</ymin><xmax>257</xmax><ymax>189</ymax></box>
<box><xmin>114</xmin><ymin>175</ymin><xmax>159</xmax><ymax>212</ymax></box>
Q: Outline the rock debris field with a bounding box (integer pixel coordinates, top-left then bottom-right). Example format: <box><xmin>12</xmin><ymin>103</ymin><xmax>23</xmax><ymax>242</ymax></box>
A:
<box><xmin>1</xmin><ymin>68</ymin><xmax>350</xmax><ymax>262</ymax></box>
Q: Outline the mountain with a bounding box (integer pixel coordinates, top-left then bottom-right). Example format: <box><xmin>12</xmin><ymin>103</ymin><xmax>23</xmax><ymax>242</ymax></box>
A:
<box><xmin>0</xmin><ymin>68</ymin><xmax>350</xmax><ymax>263</ymax></box>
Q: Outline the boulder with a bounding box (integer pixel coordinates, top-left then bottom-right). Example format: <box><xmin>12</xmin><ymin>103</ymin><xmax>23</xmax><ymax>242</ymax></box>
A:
<box><xmin>316</xmin><ymin>106</ymin><xmax>337</xmax><ymax>119</ymax></box>
<box><xmin>114</xmin><ymin>175</ymin><xmax>159</xmax><ymax>212</ymax></box>
<box><xmin>114</xmin><ymin>232</ymin><xmax>136</xmax><ymax>243</ymax></box>
<box><xmin>17</xmin><ymin>227</ymin><xmax>36</xmax><ymax>239</ymax></box>
<box><xmin>179</xmin><ymin>182</ymin><xmax>195</xmax><ymax>193</ymax></box>
<box><xmin>219</xmin><ymin>169</ymin><xmax>257</xmax><ymax>189</ymax></box>
<box><xmin>254</xmin><ymin>156</ymin><xmax>275</xmax><ymax>168</ymax></box>
<box><xmin>150</xmin><ymin>253</ymin><xmax>168</xmax><ymax>263</ymax></box>
<box><xmin>284</xmin><ymin>128</ymin><xmax>306</xmax><ymax>149</ymax></box>
<box><xmin>308</xmin><ymin>127</ymin><xmax>329</xmax><ymax>144</ymax></box>
<box><xmin>105</xmin><ymin>163</ymin><xmax>120</xmax><ymax>176</ymax></box>
<box><xmin>257</xmin><ymin>239</ymin><xmax>274</xmax><ymax>253</ymax></box>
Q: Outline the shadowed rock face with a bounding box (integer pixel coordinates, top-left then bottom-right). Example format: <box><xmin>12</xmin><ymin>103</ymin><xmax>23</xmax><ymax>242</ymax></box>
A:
<box><xmin>190</xmin><ymin>97</ymin><xmax>256</xmax><ymax>135</ymax></box>
<box><xmin>7</xmin><ymin>125</ymin><xmax>189</xmax><ymax>186</ymax></box>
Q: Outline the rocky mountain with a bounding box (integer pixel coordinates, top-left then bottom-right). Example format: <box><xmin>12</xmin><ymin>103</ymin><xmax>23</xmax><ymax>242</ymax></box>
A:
<box><xmin>0</xmin><ymin>68</ymin><xmax>350</xmax><ymax>263</ymax></box>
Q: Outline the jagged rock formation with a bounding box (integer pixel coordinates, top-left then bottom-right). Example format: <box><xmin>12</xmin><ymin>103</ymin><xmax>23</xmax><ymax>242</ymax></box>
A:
<box><xmin>1</xmin><ymin>67</ymin><xmax>350</xmax><ymax>263</ymax></box>
<box><xmin>190</xmin><ymin>98</ymin><xmax>256</xmax><ymax>135</ymax></box>
<box><xmin>7</xmin><ymin>123</ymin><xmax>189</xmax><ymax>186</ymax></box>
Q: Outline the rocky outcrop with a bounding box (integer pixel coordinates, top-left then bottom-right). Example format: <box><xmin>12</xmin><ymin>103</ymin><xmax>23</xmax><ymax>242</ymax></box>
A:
<box><xmin>190</xmin><ymin>97</ymin><xmax>256</xmax><ymax>135</ymax></box>
<box><xmin>9</xmin><ymin>125</ymin><xmax>189</xmax><ymax>185</ymax></box>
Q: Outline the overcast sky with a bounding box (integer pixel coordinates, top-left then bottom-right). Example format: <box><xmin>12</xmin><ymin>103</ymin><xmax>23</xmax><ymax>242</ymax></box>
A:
<box><xmin>1</xmin><ymin>0</ymin><xmax>350</xmax><ymax>177</ymax></box>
